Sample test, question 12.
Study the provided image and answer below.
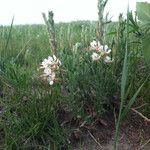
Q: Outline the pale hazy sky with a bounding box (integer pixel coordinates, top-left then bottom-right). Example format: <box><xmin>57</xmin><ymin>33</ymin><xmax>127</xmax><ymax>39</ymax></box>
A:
<box><xmin>0</xmin><ymin>0</ymin><xmax>149</xmax><ymax>25</ymax></box>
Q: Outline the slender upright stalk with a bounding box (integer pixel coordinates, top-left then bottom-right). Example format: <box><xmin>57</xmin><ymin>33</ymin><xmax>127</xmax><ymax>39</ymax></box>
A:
<box><xmin>81</xmin><ymin>25</ymin><xmax>85</xmax><ymax>44</ymax></box>
<box><xmin>97</xmin><ymin>0</ymin><xmax>108</xmax><ymax>44</ymax></box>
<box><xmin>67</xmin><ymin>24</ymin><xmax>72</xmax><ymax>49</ymax></box>
<box><xmin>1</xmin><ymin>16</ymin><xmax>14</xmax><ymax>60</ymax></box>
<box><xmin>42</xmin><ymin>11</ymin><xmax>57</xmax><ymax>55</ymax></box>
<box><xmin>59</xmin><ymin>26</ymin><xmax>64</xmax><ymax>50</ymax></box>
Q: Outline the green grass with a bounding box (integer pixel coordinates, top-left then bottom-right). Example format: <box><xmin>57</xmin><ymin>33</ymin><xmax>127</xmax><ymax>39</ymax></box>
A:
<box><xmin>0</xmin><ymin>3</ymin><xmax>150</xmax><ymax>149</ymax></box>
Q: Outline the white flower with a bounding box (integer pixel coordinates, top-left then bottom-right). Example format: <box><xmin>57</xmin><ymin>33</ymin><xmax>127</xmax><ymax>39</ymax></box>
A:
<box><xmin>50</xmin><ymin>72</ymin><xmax>56</xmax><ymax>80</ymax></box>
<box><xmin>44</xmin><ymin>55</ymin><xmax>61</xmax><ymax>69</ymax></box>
<box><xmin>49</xmin><ymin>80</ymin><xmax>54</xmax><ymax>85</ymax></box>
<box><xmin>100</xmin><ymin>45</ymin><xmax>111</xmax><ymax>55</ymax></box>
<box><xmin>104</xmin><ymin>56</ymin><xmax>114</xmax><ymax>63</ymax></box>
<box><xmin>44</xmin><ymin>68</ymin><xmax>52</xmax><ymax>76</ymax></box>
<box><xmin>104</xmin><ymin>45</ymin><xmax>108</xmax><ymax>50</ymax></box>
<box><xmin>90</xmin><ymin>40</ymin><xmax>97</xmax><ymax>48</ymax></box>
<box><xmin>89</xmin><ymin>40</ymin><xmax>114</xmax><ymax>64</ymax></box>
<box><xmin>47</xmin><ymin>72</ymin><xmax>56</xmax><ymax>85</ymax></box>
<box><xmin>39</xmin><ymin>55</ymin><xmax>61</xmax><ymax>85</ymax></box>
<box><xmin>40</xmin><ymin>59</ymin><xmax>48</xmax><ymax>68</ymax></box>
<box><xmin>92</xmin><ymin>52</ymin><xmax>101</xmax><ymax>61</ymax></box>
<box><xmin>48</xmin><ymin>56</ymin><xmax>53</xmax><ymax>62</ymax></box>
<box><xmin>90</xmin><ymin>40</ymin><xmax>101</xmax><ymax>51</ymax></box>
<box><xmin>99</xmin><ymin>45</ymin><xmax>104</xmax><ymax>51</ymax></box>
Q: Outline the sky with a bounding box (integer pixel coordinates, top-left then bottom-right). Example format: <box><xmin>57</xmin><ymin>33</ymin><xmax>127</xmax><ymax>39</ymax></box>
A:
<box><xmin>0</xmin><ymin>0</ymin><xmax>149</xmax><ymax>25</ymax></box>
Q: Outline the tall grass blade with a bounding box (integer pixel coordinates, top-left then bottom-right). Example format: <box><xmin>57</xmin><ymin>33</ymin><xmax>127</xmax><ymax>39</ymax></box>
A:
<box><xmin>114</xmin><ymin>4</ymin><xmax>129</xmax><ymax>150</ymax></box>
<box><xmin>13</xmin><ymin>38</ymin><xmax>32</xmax><ymax>63</ymax></box>
<box><xmin>2</xmin><ymin>16</ymin><xmax>14</xmax><ymax>58</ymax></box>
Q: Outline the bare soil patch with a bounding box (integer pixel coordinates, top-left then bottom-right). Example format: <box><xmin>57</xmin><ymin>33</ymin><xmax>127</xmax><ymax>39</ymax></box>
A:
<box><xmin>72</xmin><ymin>112</ymin><xmax>150</xmax><ymax>150</ymax></box>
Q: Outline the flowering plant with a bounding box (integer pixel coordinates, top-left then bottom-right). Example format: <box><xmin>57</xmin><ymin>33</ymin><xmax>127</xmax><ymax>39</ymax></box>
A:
<box><xmin>39</xmin><ymin>55</ymin><xmax>61</xmax><ymax>85</ymax></box>
<box><xmin>90</xmin><ymin>40</ymin><xmax>114</xmax><ymax>63</ymax></box>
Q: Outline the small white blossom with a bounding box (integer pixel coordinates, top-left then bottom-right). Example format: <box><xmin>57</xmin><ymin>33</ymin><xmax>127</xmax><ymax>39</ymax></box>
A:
<box><xmin>39</xmin><ymin>55</ymin><xmax>61</xmax><ymax>85</ymax></box>
<box><xmin>44</xmin><ymin>68</ymin><xmax>52</xmax><ymax>76</ymax></box>
<box><xmin>47</xmin><ymin>72</ymin><xmax>56</xmax><ymax>85</ymax></box>
<box><xmin>90</xmin><ymin>40</ymin><xmax>101</xmax><ymax>51</ymax></box>
<box><xmin>50</xmin><ymin>72</ymin><xmax>56</xmax><ymax>80</ymax></box>
<box><xmin>40</xmin><ymin>59</ymin><xmax>48</xmax><ymax>68</ymax></box>
<box><xmin>104</xmin><ymin>56</ymin><xmax>114</xmax><ymax>63</ymax></box>
<box><xmin>49</xmin><ymin>80</ymin><xmax>54</xmax><ymax>85</ymax></box>
<box><xmin>90</xmin><ymin>40</ymin><xmax>97</xmax><ymax>48</ymax></box>
<box><xmin>48</xmin><ymin>56</ymin><xmax>53</xmax><ymax>62</ymax></box>
<box><xmin>90</xmin><ymin>40</ymin><xmax>114</xmax><ymax>64</ymax></box>
<box><xmin>92</xmin><ymin>52</ymin><xmax>101</xmax><ymax>61</ymax></box>
<box><xmin>104</xmin><ymin>45</ymin><xmax>108</xmax><ymax>50</ymax></box>
<box><xmin>99</xmin><ymin>45</ymin><xmax>104</xmax><ymax>51</ymax></box>
<box><xmin>100</xmin><ymin>45</ymin><xmax>111</xmax><ymax>55</ymax></box>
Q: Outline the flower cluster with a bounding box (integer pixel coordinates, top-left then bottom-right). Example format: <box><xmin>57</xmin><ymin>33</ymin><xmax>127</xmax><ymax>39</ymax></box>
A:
<box><xmin>90</xmin><ymin>40</ymin><xmax>114</xmax><ymax>63</ymax></box>
<box><xmin>39</xmin><ymin>55</ymin><xmax>61</xmax><ymax>85</ymax></box>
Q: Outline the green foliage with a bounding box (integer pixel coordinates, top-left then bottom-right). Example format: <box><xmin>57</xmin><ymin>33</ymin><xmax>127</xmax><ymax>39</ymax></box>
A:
<box><xmin>61</xmin><ymin>50</ymin><xmax>117</xmax><ymax>117</ymax></box>
<box><xmin>136</xmin><ymin>2</ymin><xmax>150</xmax><ymax>26</ymax></box>
<box><xmin>114</xmin><ymin>7</ymin><xmax>149</xmax><ymax>150</ymax></box>
<box><xmin>0</xmin><ymin>6</ymin><xmax>149</xmax><ymax>149</ymax></box>
<box><xmin>142</xmin><ymin>33</ymin><xmax>150</xmax><ymax>67</ymax></box>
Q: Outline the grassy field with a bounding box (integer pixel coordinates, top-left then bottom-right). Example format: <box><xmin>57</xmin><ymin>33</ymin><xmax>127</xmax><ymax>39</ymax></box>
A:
<box><xmin>0</xmin><ymin>1</ymin><xmax>150</xmax><ymax>150</ymax></box>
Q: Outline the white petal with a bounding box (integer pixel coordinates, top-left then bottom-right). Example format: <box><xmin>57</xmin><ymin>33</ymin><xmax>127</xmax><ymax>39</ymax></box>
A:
<box><xmin>106</xmin><ymin>49</ymin><xmax>111</xmax><ymax>54</ymax></box>
<box><xmin>92</xmin><ymin>52</ymin><xmax>101</xmax><ymax>61</ymax></box>
<box><xmin>47</xmin><ymin>76</ymin><xmax>54</xmax><ymax>84</ymax></box>
<box><xmin>56</xmin><ymin>59</ymin><xmax>61</xmax><ymax>66</ymax></box>
<box><xmin>41</xmin><ymin>59</ymin><xmax>48</xmax><ymax>65</ymax></box>
<box><xmin>97</xmin><ymin>41</ymin><xmax>101</xmax><ymax>47</ymax></box>
<box><xmin>53</xmin><ymin>55</ymin><xmax>57</xmax><ymax>61</ymax></box>
<box><xmin>44</xmin><ymin>68</ymin><xmax>52</xmax><ymax>75</ymax></box>
<box><xmin>43</xmin><ymin>58</ymin><xmax>48</xmax><ymax>62</ymax></box>
<box><xmin>90</xmin><ymin>40</ymin><xmax>97</xmax><ymax>48</ymax></box>
<box><xmin>48</xmin><ymin>56</ymin><xmax>53</xmax><ymax>62</ymax></box>
<box><xmin>58</xmin><ymin>60</ymin><xmax>61</xmax><ymax>66</ymax></box>
<box><xmin>104</xmin><ymin>45</ymin><xmax>108</xmax><ymax>51</ymax></box>
<box><xmin>104</xmin><ymin>56</ymin><xmax>111</xmax><ymax>61</ymax></box>
<box><xmin>99</xmin><ymin>45</ymin><xmax>104</xmax><ymax>51</ymax></box>
<box><xmin>104</xmin><ymin>56</ymin><xmax>114</xmax><ymax>63</ymax></box>
<box><xmin>51</xmin><ymin>72</ymin><xmax>56</xmax><ymax>79</ymax></box>
<box><xmin>49</xmin><ymin>80</ymin><xmax>54</xmax><ymax>85</ymax></box>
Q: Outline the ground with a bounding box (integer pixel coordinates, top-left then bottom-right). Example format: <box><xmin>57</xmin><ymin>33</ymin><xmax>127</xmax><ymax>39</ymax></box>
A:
<box><xmin>72</xmin><ymin>112</ymin><xmax>150</xmax><ymax>150</ymax></box>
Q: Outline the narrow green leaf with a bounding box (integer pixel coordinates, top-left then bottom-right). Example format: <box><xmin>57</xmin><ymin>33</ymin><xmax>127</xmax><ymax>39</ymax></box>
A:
<box><xmin>114</xmin><ymin>4</ymin><xmax>129</xmax><ymax>150</ymax></box>
<box><xmin>121</xmin><ymin>77</ymin><xmax>148</xmax><ymax>120</ymax></box>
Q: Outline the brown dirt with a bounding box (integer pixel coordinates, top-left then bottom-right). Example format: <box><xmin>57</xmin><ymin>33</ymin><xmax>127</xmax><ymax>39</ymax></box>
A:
<box><xmin>72</xmin><ymin>112</ymin><xmax>150</xmax><ymax>150</ymax></box>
